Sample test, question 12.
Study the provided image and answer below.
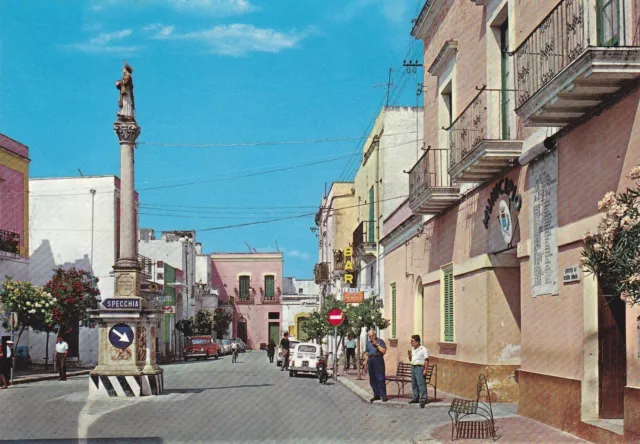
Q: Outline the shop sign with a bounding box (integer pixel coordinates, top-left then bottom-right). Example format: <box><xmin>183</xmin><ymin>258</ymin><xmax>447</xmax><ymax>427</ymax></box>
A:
<box><xmin>343</xmin><ymin>247</ymin><xmax>354</xmax><ymax>285</ymax></box>
<box><xmin>161</xmin><ymin>306</ymin><xmax>176</xmax><ymax>314</ymax></box>
<box><xmin>343</xmin><ymin>291</ymin><xmax>364</xmax><ymax>304</ymax></box>
<box><xmin>483</xmin><ymin>177</ymin><xmax>522</xmax><ymax>230</ymax></box>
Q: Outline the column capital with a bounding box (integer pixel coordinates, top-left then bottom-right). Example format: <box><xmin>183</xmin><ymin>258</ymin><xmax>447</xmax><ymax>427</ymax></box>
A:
<box><xmin>114</xmin><ymin>121</ymin><xmax>141</xmax><ymax>144</ymax></box>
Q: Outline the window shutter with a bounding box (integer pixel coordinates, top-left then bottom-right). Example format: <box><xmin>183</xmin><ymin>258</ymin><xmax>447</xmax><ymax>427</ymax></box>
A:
<box><xmin>265</xmin><ymin>276</ymin><xmax>275</xmax><ymax>298</ymax></box>
<box><xmin>444</xmin><ymin>268</ymin><xmax>454</xmax><ymax>342</ymax></box>
<box><xmin>391</xmin><ymin>284</ymin><xmax>397</xmax><ymax>339</ymax></box>
<box><xmin>239</xmin><ymin>276</ymin><xmax>250</xmax><ymax>300</ymax></box>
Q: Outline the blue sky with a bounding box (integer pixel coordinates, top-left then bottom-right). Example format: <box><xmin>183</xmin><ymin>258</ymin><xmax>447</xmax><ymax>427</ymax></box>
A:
<box><xmin>1</xmin><ymin>0</ymin><xmax>423</xmax><ymax>278</ymax></box>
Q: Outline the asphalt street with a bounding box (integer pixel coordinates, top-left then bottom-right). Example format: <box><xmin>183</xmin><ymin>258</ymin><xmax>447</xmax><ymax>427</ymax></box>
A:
<box><xmin>0</xmin><ymin>351</ymin><xmax>506</xmax><ymax>443</ymax></box>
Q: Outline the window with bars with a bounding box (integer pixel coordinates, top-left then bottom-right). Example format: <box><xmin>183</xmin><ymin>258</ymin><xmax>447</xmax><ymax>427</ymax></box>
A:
<box><xmin>391</xmin><ymin>283</ymin><xmax>397</xmax><ymax>339</ymax></box>
<box><xmin>442</xmin><ymin>266</ymin><xmax>454</xmax><ymax>342</ymax></box>
<box><xmin>265</xmin><ymin>275</ymin><xmax>275</xmax><ymax>298</ymax></box>
<box><xmin>239</xmin><ymin>275</ymin><xmax>250</xmax><ymax>300</ymax></box>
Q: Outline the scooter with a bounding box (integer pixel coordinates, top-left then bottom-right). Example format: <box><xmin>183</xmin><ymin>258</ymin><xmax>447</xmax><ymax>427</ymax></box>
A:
<box><xmin>316</xmin><ymin>352</ymin><xmax>332</xmax><ymax>384</ymax></box>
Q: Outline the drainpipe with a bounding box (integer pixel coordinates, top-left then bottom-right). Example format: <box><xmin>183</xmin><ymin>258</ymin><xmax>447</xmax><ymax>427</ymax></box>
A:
<box><xmin>90</xmin><ymin>189</ymin><xmax>96</xmax><ymax>268</ymax></box>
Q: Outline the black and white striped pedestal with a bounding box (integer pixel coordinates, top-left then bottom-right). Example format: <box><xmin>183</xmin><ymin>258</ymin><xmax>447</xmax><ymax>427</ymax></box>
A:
<box><xmin>89</xmin><ymin>373</ymin><xmax>164</xmax><ymax>398</ymax></box>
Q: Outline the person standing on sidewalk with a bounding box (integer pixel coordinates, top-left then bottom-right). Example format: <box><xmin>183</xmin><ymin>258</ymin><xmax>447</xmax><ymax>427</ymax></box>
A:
<box><xmin>55</xmin><ymin>335</ymin><xmax>68</xmax><ymax>381</ymax></box>
<box><xmin>0</xmin><ymin>346</ymin><xmax>7</xmax><ymax>389</ymax></box>
<box><xmin>345</xmin><ymin>334</ymin><xmax>356</xmax><ymax>370</ymax></box>
<box><xmin>3</xmin><ymin>341</ymin><xmax>14</xmax><ymax>386</ymax></box>
<box><xmin>407</xmin><ymin>335</ymin><xmax>429</xmax><ymax>408</ymax></box>
<box><xmin>279</xmin><ymin>332</ymin><xmax>290</xmax><ymax>371</ymax></box>
<box><xmin>366</xmin><ymin>330</ymin><xmax>387</xmax><ymax>403</ymax></box>
<box><xmin>267</xmin><ymin>339</ymin><xmax>276</xmax><ymax>363</ymax></box>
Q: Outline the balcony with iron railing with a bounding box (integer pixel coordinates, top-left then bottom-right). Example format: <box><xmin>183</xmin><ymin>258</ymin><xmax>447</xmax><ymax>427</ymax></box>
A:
<box><xmin>352</xmin><ymin>221</ymin><xmax>377</xmax><ymax>259</ymax></box>
<box><xmin>314</xmin><ymin>262</ymin><xmax>330</xmax><ymax>284</ymax></box>
<box><xmin>0</xmin><ymin>229</ymin><xmax>20</xmax><ymax>256</ymax></box>
<box><xmin>137</xmin><ymin>254</ymin><xmax>153</xmax><ymax>280</ymax></box>
<box><xmin>260</xmin><ymin>287</ymin><xmax>281</xmax><ymax>304</ymax></box>
<box><xmin>513</xmin><ymin>0</ymin><xmax>640</xmax><ymax>127</ymax></box>
<box><xmin>408</xmin><ymin>148</ymin><xmax>461</xmax><ymax>215</ymax></box>
<box><xmin>447</xmin><ymin>87</ymin><xmax>523</xmax><ymax>183</ymax></box>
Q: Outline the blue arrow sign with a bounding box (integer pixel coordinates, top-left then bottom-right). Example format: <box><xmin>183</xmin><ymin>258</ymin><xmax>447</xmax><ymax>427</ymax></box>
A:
<box><xmin>109</xmin><ymin>323</ymin><xmax>134</xmax><ymax>349</ymax></box>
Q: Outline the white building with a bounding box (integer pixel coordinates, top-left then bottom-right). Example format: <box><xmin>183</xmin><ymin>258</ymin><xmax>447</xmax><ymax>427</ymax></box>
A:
<box><xmin>28</xmin><ymin>176</ymin><xmax>133</xmax><ymax>366</ymax></box>
<box><xmin>195</xmin><ymin>244</ymin><xmax>218</xmax><ymax>311</ymax></box>
<box><xmin>282</xmin><ymin>277</ymin><xmax>319</xmax><ymax>341</ymax></box>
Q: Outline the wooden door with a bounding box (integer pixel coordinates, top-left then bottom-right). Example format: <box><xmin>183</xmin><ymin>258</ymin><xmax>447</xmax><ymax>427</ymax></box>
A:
<box><xmin>237</xmin><ymin>320</ymin><xmax>248</xmax><ymax>344</ymax></box>
<box><xmin>268</xmin><ymin>323</ymin><xmax>279</xmax><ymax>345</ymax></box>
<box><xmin>598</xmin><ymin>293</ymin><xmax>626</xmax><ymax>418</ymax></box>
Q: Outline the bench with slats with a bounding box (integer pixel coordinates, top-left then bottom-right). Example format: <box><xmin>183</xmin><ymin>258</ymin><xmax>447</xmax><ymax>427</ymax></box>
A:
<box><xmin>448</xmin><ymin>374</ymin><xmax>497</xmax><ymax>441</ymax></box>
<box><xmin>385</xmin><ymin>362</ymin><xmax>413</xmax><ymax>398</ymax></box>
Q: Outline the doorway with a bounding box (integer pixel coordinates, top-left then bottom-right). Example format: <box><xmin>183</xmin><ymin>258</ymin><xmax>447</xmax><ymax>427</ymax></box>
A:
<box><xmin>598</xmin><ymin>292</ymin><xmax>626</xmax><ymax>418</ymax></box>
<box><xmin>237</xmin><ymin>318</ymin><xmax>248</xmax><ymax>344</ymax></box>
<box><xmin>414</xmin><ymin>278</ymin><xmax>424</xmax><ymax>338</ymax></box>
<box><xmin>268</xmin><ymin>322</ymin><xmax>280</xmax><ymax>346</ymax></box>
<box><xmin>297</xmin><ymin>316</ymin><xmax>310</xmax><ymax>342</ymax></box>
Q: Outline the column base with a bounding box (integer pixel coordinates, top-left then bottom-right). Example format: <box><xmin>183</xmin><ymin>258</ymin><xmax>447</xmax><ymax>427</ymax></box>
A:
<box><xmin>89</xmin><ymin>372</ymin><xmax>164</xmax><ymax>398</ymax></box>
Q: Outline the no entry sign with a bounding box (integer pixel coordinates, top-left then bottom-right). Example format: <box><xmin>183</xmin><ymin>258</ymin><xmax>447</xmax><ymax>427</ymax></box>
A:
<box><xmin>327</xmin><ymin>308</ymin><xmax>345</xmax><ymax>327</ymax></box>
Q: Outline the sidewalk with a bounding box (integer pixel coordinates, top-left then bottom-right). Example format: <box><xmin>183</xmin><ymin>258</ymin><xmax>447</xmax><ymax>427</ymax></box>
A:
<box><xmin>8</xmin><ymin>364</ymin><xmax>91</xmax><ymax>385</ymax></box>
<box><xmin>336</xmin><ymin>369</ymin><xmax>592</xmax><ymax>443</ymax></box>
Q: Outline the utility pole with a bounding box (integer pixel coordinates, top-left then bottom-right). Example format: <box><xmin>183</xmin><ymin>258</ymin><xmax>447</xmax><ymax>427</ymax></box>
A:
<box><xmin>374</xmin><ymin>68</ymin><xmax>395</xmax><ymax>106</ymax></box>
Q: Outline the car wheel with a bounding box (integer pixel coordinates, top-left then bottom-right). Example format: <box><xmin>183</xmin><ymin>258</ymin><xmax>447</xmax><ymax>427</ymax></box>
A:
<box><xmin>289</xmin><ymin>371</ymin><xmax>294</xmax><ymax>377</ymax></box>
<box><xmin>215</xmin><ymin>352</ymin><xmax>219</xmax><ymax>360</ymax></box>
<box><xmin>205</xmin><ymin>353</ymin><xmax>209</xmax><ymax>360</ymax></box>
<box><xmin>184</xmin><ymin>357</ymin><xmax>188</xmax><ymax>362</ymax></box>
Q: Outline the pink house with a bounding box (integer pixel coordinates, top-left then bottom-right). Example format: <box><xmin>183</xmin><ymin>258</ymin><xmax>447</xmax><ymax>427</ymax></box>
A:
<box><xmin>211</xmin><ymin>252</ymin><xmax>283</xmax><ymax>349</ymax></box>
<box><xmin>0</xmin><ymin>134</ymin><xmax>30</xmax><ymax>282</ymax></box>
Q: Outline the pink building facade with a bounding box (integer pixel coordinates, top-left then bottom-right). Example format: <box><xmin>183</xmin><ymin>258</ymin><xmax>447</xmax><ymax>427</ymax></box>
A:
<box><xmin>211</xmin><ymin>252</ymin><xmax>283</xmax><ymax>349</ymax></box>
<box><xmin>380</xmin><ymin>1</ymin><xmax>640</xmax><ymax>441</ymax></box>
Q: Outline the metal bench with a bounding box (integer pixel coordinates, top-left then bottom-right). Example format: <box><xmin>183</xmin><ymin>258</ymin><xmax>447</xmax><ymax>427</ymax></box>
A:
<box><xmin>425</xmin><ymin>363</ymin><xmax>437</xmax><ymax>403</ymax></box>
<box><xmin>385</xmin><ymin>362</ymin><xmax>413</xmax><ymax>398</ymax></box>
<box><xmin>448</xmin><ymin>374</ymin><xmax>497</xmax><ymax>441</ymax></box>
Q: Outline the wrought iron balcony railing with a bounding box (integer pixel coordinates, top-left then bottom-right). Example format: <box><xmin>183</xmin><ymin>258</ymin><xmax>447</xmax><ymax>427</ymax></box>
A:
<box><xmin>352</xmin><ymin>221</ymin><xmax>376</xmax><ymax>256</ymax></box>
<box><xmin>0</xmin><ymin>229</ymin><xmax>20</xmax><ymax>255</ymax></box>
<box><xmin>314</xmin><ymin>262</ymin><xmax>330</xmax><ymax>284</ymax></box>
<box><xmin>512</xmin><ymin>0</ymin><xmax>621</xmax><ymax>109</ymax></box>
<box><xmin>446</xmin><ymin>87</ymin><xmax>517</xmax><ymax>169</ymax></box>
<box><xmin>137</xmin><ymin>254</ymin><xmax>153</xmax><ymax>279</ymax></box>
<box><xmin>409</xmin><ymin>148</ymin><xmax>453</xmax><ymax>202</ymax></box>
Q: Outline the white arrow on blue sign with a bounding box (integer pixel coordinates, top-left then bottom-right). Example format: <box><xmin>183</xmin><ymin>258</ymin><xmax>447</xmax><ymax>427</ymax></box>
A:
<box><xmin>109</xmin><ymin>323</ymin><xmax>134</xmax><ymax>349</ymax></box>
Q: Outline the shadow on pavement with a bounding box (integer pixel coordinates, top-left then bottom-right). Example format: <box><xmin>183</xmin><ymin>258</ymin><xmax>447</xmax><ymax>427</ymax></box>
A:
<box><xmin>0</xmin><ymin>439</ymin><xmax>163</xmax><ymax>443</ymax></box>
<box><xmin>164</xmin><ymin>383</ymin><xmax>273</xmax><ymax>394</ymax></box>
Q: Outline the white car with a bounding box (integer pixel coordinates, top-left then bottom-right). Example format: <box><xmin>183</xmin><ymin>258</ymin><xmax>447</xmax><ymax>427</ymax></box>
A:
<box><xmin>276</xmin><ymin>339</ymin><xmax>299</xmax><ymax>367</ymax></box>
<box><xmin>289</xmin><ymin>342</ymin><xmax>321</xmax><ymax>377</ymax></box>
<box><xmin>221</xmin><ymin>339</ymin><xmax>233</xmax><ymax>355</ymax></box>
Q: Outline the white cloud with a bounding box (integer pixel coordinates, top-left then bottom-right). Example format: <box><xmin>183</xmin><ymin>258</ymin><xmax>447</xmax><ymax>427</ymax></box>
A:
<box><xmin>156</xmin><ymin>24</ymin><xmax>309</xmax><ymax>57</ymax></box>
<box><xmin>143</xmin><ymin>24</ymin><xmax>175</xmax><ymax>38</ymax></box>
<box><xmin>169</xmin><ymin>0</ymin><xmax>258</xmax><ymax>16</ymax></box>
<box><xmin>64</xmin><ymin>29</ymin><xmax>140</xmax><ymax>54</ymax></box>
<box><xmin>287</xmin><ymin>250</ymin><xmax>311</xmax><ymax>260</ymax></box>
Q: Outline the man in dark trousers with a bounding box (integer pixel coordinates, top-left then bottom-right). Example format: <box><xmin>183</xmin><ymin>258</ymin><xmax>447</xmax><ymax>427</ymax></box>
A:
<box><xmin>55</xmin><ymin>335</ymin><xmax>68</xmax><ymax>381</ymax></box>
<box><xmin>2</xmin><ymin>341</ymin><xmax>14</xmax><ymax>386</ymax></box>
<box><xmin>366</xmin><ymin>330</ymin><xmax>387</xmax><ymax>402</ymax></box>
<box><xmin>279</xmin><ymin>332</ymin><xmax>290</xmax><ymax>371</ymax></box>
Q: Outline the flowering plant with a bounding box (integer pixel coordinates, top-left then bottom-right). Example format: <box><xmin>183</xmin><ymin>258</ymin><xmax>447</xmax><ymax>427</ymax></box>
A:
<box><xmin>0</xmin><ymin>278</ymin><xmax>55</xmax><ymax>348</ymax></box>
<box><xmin>43</xmin><ymin>267</ymin><xmax>100</xmax><ymax>333</ymax></box>
<box><xmin>581</xmin><ymin>166</ymin><xmax>640</xmax><ymax>304</ymax></box>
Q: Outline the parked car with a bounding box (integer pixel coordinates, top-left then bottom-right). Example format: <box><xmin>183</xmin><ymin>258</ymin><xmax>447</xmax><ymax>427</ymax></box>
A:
<box><xmin>233</xmin><ymin>338</ymin><xmax>247</xmax><ymax>352</ymax></box>
<box><xmin>289</xmin><ymin>342</ymin><xmax>321</xmax><ymax>378</ymax></box>
<box><xmin>214</xmin><ymin>339</ymin><xmax>224</xmax><ymax>351</ymax></box>
<box><xmin>276</xmin><ymin>339</ymin><xmax>299</xmax><ymax>367</ymax></box>
<box><xmin>221</xmin><ymin>339</ymin><xmax>233</xmax><ymax>355</ymax></box>
<box><xmin>183</xmin><ymin>336</ymin><xmax>220</xmax><ymax>361</ymax></box>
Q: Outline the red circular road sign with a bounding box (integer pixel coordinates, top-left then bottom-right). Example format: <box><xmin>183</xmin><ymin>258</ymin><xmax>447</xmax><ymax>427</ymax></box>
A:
<box><xmin>327</xmin><ymin>308</ymin><xmax>345</xmax><ymax>327</ymax></box>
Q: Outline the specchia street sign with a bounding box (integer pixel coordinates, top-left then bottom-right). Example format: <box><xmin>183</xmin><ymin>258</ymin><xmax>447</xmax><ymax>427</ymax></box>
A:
<box><xmin>109</xmin><ymin>323</ymin><xmax>134</xmax><ymax>349</ymax></box>
<box><xmin>102</xmin><ymin>298</ymin><xmax>141</xmax><ymax>310</ymax></box>
<box><xmin>327</xmin><ymin>308</ymin><xmax>345</xmax><ymax>327</ymax></box>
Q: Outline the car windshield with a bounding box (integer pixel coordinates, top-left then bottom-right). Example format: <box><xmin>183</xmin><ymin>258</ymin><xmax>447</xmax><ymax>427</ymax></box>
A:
<box><xmin>222</xmin><ymin>340</ymin><xmax>231</xmax><ymax>345</ymax></box>
<box><xmin>189</xmin><ymin>339</ymin><xmax>209</xmax><ymax>345</ymax></box>
<box><xmin>297</xmin><ymin>345</ymin><xmax>317</xmax><ymax>353</ymax></box>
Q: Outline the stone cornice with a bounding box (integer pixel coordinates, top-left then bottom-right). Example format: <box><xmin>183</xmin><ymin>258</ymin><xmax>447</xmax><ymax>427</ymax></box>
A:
<box><xmin>411</xmin><ymin>0</ymin><xmax>447</xmax><ymax>40</ymax></box>
<box><xmin>428</xmin><ymin>40</ymin><xmax>458</xmax><ymax>76</ymax></box>
<box><xmin>210</xmin><ymin>252</ymin><xmax>283</xmax><ymax>262</ymax></box>
<box><xmin>380</xmin><ymin>215</ymin><xmax>422</xmax><ymax>255</ymax></box>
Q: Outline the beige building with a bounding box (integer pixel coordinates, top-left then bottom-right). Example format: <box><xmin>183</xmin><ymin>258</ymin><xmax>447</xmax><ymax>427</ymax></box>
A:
<box><xmin>382</xmin><ymin>0</ymin><xmax>640</xmax><ymax>442</ymax></box>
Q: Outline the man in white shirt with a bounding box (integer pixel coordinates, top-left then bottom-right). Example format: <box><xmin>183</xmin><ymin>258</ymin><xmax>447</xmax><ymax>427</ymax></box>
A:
<box><xmin>55</xmin><ymin>335</ymin><xmax>69</xmax><ymax>381</ymax></box>
<box><xmin>407</xmin><ymin>334</ymin><xmax>429</xmax><ymax>408</ymax></box>
<box><xmin>345</xmin><ymin>334</ymin><xmax>357</xmax><ymax>370</ymax></box>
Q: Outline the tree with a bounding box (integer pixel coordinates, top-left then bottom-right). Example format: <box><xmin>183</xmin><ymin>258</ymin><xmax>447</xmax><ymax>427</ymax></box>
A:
<box><xmin>43</xmin><ymin>267</ymin><xmax>100</xmax><ymax>334</ymax></box>
<box><xmin>304</xmin><ymin>310</ymin><xmax>331</xmax><ymax>345</ymax></box>
<box><xmin>0</xmin><ymin>278</ymin><xmax>54</xmax><ymax>350</ymax></box>
<box><xmin>213</xmin><ymin>308</ymin><xmax>232</xmax><ymax>339</ymax></box>
<box><xmin>175</xmin><ymin>318</ymin><xmax>194</xmax><ymax>337</ymax></box>
<box><xmin>193</xmin><ymin>309</ymin><xmax>214</xmax><ymax>335</ymax></box>
<box><xmin>582</xmin><ymin>166</ymin><xmax>640</xmax><ymax>304</ymax></box>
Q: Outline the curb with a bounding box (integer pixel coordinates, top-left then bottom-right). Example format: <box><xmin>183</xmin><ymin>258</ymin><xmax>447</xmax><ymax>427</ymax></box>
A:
<box><xmin>11</xmin><ymin>370</ymin><xmax>91</xmax><ymax>385</ymax></box>
<box><xmin>337</xmin><ymin>376</ymin><xmax>451</xmax><ymax>410</ymax></box>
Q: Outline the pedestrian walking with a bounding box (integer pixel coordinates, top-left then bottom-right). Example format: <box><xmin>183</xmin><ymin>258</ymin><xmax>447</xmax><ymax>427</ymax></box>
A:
<box><xmin>3</xmin><ymin>341</ymin><xmax>14</xmax><ymax>386</ymax></box>
<box><xmin>279</xmin><ymin>331</ymin><xmax>290</xmax><ymax>371</ymax></box>
<box><xmin>267</xmin><ymin>339</ymin><xmax>276</xmax><ymax>363</ymax></box>
<box><xmin>345</xmin><ymin>334</ymin><xmax>356</xmax><ymax>370</ymax></box>
<box><xmin>0</xmin><ymin>346</ymin><xmax>7</xmax><ymax>389</ymax></box>
<box><xmin>366</xmin><ymin>330</ymin><xmax>387</xmax><ymax>403</ymax></box>
<box><xmin>55</xmin><ymin>335</ymin><xmax>68</xmax><ymax>381</ymax></box>
<box><xmin>407</xmin><ymin>335</ymin><xmax>429</xmax><ymax>408</ymax></box>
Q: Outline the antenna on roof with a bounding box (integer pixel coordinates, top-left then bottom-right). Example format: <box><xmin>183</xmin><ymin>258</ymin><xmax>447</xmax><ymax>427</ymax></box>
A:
<box><xmin>78</xmin><ymin>169</ymin><xmax>84</xmax><ymax>177</ymax></box>
<box><xmin>245</xmin><ymin>241</ymin><xmax>253</xmax><ymax>253</ymax></box>
<box><xmin>275</xmin><ymin>240</ymin><xmax>280</xmax><ymax>252</ymax></box>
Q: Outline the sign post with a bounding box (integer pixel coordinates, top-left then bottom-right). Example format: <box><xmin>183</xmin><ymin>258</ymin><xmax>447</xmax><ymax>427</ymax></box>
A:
<box><xmin>327</xmin><ymin>308</ymin><xmax>345</xmax><ymax>381</ymax></box>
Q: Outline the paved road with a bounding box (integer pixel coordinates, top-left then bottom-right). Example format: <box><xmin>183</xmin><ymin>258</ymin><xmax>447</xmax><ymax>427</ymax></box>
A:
<box><xmin>0</xmin><ymin>352</ymin><xmax>510</xmax><ymax>443</ymax></box>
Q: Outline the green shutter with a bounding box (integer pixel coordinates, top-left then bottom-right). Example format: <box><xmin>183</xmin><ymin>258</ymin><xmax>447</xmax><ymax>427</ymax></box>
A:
<box><xmin>597</xmin><ymin>0</ymin><xmax>620</xmax><ymax>47</ymax></box>
<box><xmin>443</xmin><ymin>268</ymin><xmax>454</xmax><ymax>342</ymax></box>
<box><xmin>391</xmin><ymin>284</ymin><xmax>397</xmax><ymax>339</ymax></box>
<box><xmin>265</xmin><ymin>276</ymin><xmax>275</xmax><ymax>298</ymax></box>
<box><xmin>239</xmin><ymin>276</ymin><xmax>250</xmax><ymax>300</ymax></box>
<box><xmin>368</xmin><ymin>186</ymin><xmax>375</xmax><ymax>243</ymax></box>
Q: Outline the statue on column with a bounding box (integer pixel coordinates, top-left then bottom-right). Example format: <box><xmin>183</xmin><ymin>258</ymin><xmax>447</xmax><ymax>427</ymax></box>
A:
<box><xmin>116</xmin><ymin>62</ymin><xmax>135</xmax><ymax>122</ymax></box>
